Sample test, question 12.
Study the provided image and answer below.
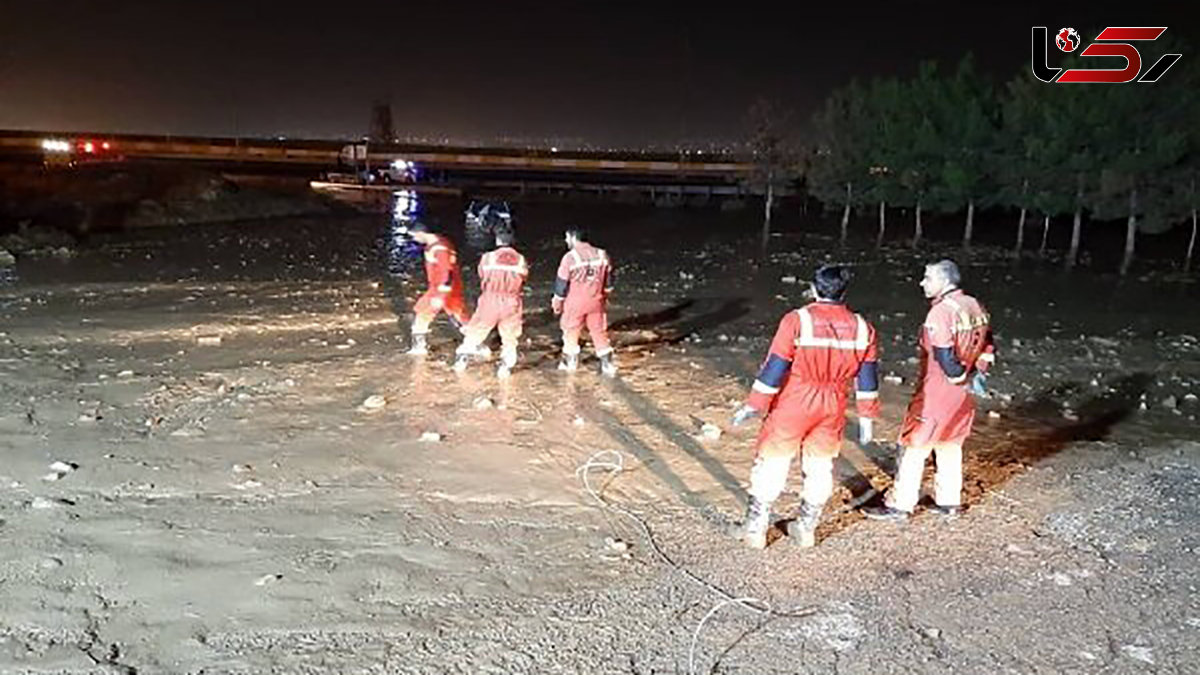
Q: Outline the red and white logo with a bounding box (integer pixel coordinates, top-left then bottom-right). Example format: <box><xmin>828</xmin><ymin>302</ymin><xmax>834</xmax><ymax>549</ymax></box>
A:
<box><xmin>1032</xmin><ymin>26</ymin><xmax>1182</xmax><ymax>83</ymax></box>
<box><xmin>1055</xmin><ymin>27</ymin><xmax>1081</xmax><ymax>52</ymax></box>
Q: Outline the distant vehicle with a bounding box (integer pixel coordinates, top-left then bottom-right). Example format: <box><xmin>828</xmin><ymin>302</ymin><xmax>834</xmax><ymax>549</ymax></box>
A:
<box><xmin>335</xmin><ymin>143</ymin><xmax>418</xmax><ymax>185</ymax></box>
<box><xmin>41</xmin><ymin>137</ymin><xmax>122</xmax><ymax>168</ymax></box>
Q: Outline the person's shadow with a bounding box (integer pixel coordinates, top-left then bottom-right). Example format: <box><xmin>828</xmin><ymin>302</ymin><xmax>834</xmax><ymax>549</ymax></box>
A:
<box><xmin>611</xmin><ymin>297</ymin><xmax>752</xmax><ymax>348</ymax></box>
<box><xmin>797</xmin><ymin>372</ymin><xmax>1155</xmax><ymax>538</ymax></box>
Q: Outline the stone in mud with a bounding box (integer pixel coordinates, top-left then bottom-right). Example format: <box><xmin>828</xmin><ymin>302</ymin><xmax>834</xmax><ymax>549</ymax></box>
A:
<box><xmin>359</xmin><ymin>394</ymin><xmax>387</xmax><ymax>411</ymax></box>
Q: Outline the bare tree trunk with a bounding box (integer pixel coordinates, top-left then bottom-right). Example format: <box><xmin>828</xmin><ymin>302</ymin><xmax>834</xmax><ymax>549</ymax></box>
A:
<box><xmin>1014</xmin><ymin>178</ymin><xmax>1029</xmax><ymax>257</ymax></box>
<box><xmin>912</xmin><ymin>199</ymin><xmax>923</xmax><ymax>248</ymax></box>
<box><xmin>1067</xmin><ymin>176</ymin><xmax>1083</xmax><ymax>269</ymax></box>
<box><xmin>1187</xmin><ymin>177</ymin><xmax>1197</xmax><ymax>274</ymax></box>
<box><xmin>1187</xmin><ymin>207</ymin><xmax>1198</xmax><ymax>274</ymax></box>
<box><xmin>877</xmin><ymin>200</ymin><xmax>886</xmax><ymax>249</ymax></box>
<box><xmin>962</xmin><ymin>199</ymin><xmax>975</xmax><ymax>250</ymax></box>
<box><xmin>1015</xmin><ymin>207</ymin><xmax>1027</xmax><ymax>256</ymax></box>
<box><xmin>1120</xmin><ymin>188</ymin><xmax>1138</xmax><ymax>276</ymax></box>
<box><xmin>839</xmin><ymin>182</ymin><xmax>852</xmax><ymax>246</ymax></box>
<box><xmin>761</xmin><ymin>180</ymin><xmax>774</xmax><ymax>252</ymax></box>
<box><xmin>1040</xmin><ymin>214</ymin><xmax>1050</xmax><ymax>256</ymax></box>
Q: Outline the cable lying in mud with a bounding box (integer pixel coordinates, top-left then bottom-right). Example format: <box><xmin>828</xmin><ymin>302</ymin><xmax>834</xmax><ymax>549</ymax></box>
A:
<box><xmin>575</xmin><ymin>450</ymin><xmax>818</xmax><ymax>674</ymax></box>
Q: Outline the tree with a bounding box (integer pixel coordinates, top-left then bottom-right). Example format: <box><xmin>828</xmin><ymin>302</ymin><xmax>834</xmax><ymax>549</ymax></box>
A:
<box><xmin>807</xmin><ymin>83</ymin><xmax>870</xmax><ymax>246</ymax></box>
<box><xmin>1086</xmin><ymin>61</ymin><xmax>1189</xmax><ymax>275</ymax></box>
<box><xmin>1189</xmin><ymin>175</ymin><xmax>1199</xmax><ymax>274</ymax></box>
<box><xmin>889</xmin><ymin>63</ymin><xmax>943</xmax><ymax>248</ymax></box>
<box><xmin>1040</xmin><ymin>84</ymin><xmax>1102</xmax><ymax>269</ymax></box>
<box><xmin>860</xmin><ymin>77</ymin><xmax>907</xmax><ymax>248</ymax></box>
<box><xmin>930</xmin><ymin>55</ymin><xmax>998</xmax><ymax>250</ymax></box>
<box><xmin>1109</xmin><ymin>37</ymin><xmax>1199</xmax><ymax>275</ymax></box>
<box><xmin>998</xmin><ymin>75</ymin><xmax>1049</xmax><ymax>258</ymax></box>
<box><xmin>1037</xmin><ymin>32</ymin><xmax>1115</xmax><ymax>270</ymax></box>
<box><xmin>745</xmin><ymin>99</ymin><xmax>801</xmax><ymax>251</ymax></box>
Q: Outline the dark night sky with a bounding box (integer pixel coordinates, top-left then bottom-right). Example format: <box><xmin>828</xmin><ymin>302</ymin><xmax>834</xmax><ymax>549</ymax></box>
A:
<box><xmin>0</xmin><ymin>1</ymin><xmax>1191</xmax><ymax>147</ymax></box>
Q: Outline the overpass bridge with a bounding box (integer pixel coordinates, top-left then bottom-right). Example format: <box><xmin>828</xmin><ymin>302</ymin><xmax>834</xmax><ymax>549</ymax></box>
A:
<box><xmin>0</xmin><ymin>130</ymin><xmax>753</xmax><ymax>185</ymax></box>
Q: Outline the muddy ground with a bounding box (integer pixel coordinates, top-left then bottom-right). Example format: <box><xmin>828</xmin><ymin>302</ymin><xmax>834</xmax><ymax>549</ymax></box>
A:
<box><xmin>0</xmin><ymin>197</ymin><xmax>1198</xmax><ymax>674</ymax></box>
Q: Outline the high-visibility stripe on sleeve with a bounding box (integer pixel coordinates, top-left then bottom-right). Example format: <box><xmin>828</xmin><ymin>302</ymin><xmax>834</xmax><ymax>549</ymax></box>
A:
<box><xmin>752</xmin><ymin>380</ymin><xmax>780</xmax><ymax>395</ymax></box>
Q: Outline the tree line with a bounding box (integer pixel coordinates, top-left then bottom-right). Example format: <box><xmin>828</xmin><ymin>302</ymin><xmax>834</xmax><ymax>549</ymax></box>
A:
<box><xmin>775</xmin><ymin>44</ymin><xmax>1199</xmax><ymax>275</ymax></box>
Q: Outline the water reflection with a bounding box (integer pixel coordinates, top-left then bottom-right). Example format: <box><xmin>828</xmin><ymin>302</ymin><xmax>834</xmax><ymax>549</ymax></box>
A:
<box><xmin>385</xmin><ymin>189</ymin><xmax>425</xmax><ymax>278</ymax></box>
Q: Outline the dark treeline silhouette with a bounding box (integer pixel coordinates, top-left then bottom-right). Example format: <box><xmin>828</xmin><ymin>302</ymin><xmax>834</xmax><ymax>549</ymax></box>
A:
<box><xmin>801</xmin><ymin>41</ymin><xmax>1198</xmax><ymax>275</ymax></box>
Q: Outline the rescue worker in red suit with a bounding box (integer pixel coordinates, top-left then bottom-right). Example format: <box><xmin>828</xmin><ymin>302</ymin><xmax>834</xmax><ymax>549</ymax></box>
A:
<box><xmin>405</xmin><ymin>223</ymin><xmax>468</xmax><ymax>357</ymax></box>
<box><xmin>731</xmin><ymin>266</ymin><xmax>880</xmax><ymax>549</ymax></box>
<box><xmin>865</xmin><ymin>259</ymin><xmax>994</xmax><ymax>521</ymax></box>
<box><xmin>552</xmin><ymin>228</ymin><xmax>617</xmax><ymax>377</ymax></box>
<box><xmin>452</xmin><ymin>227</ymin><xmax>528</xmax><ymax>378</ymax></box>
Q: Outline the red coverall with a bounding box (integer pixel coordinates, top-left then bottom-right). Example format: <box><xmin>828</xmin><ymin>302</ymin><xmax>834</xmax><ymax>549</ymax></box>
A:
<box><xmin>745</xmin><ymin>301</ymin><xmax>880</xmax><ymax>509</ymax></box>
<box><xmin>457</xmin><ymin>245</ymin><xmax>529</xmax><ymax>365</ymax></box>
<box><xmin>412</xmin><ymin>235</ymin><xmax>468</xmax><ymax>334</ymax></box>
<box><xmin>553</xmin><ymin>242</ymin><xmax>613</xmax><ymax>357</ymax></box>
<box><xmin>888</xmin><ymin>288</ymin><xmax>994</xmax><ymax>510</ymax></box>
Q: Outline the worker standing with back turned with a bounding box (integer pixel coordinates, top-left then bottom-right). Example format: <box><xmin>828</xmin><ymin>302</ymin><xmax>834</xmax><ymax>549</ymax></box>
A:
<box><xmin>453</xmin><ymin>226</ymin><xmax>528</xmax><ymax>378</ymax></box>
<box><xmin>552</xmin><ymin>227</ymin><xmax>617</xmax><ymax>377</ymax></box>
<box><xmin>731</xmin><ymin>265</ymin><xmax>880</xmax><ymax>549</ymax></box>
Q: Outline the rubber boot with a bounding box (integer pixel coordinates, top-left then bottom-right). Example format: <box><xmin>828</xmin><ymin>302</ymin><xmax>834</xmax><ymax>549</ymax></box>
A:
<box><xmin>452</xmin><ymin>353</ymin><xmax>470</xmax><ymax>373</ymax></box>
<box><xmin>407</xmin><ymin>333</ymin><xmax>428</xmax><ymax>356</ymax></box>
<box><xmin>497</xmin><ymin>350</ymin><xmax>516</xmax><ymax>379</ymax></box>
<box><xmin>786</xmin><ymin>501</ymin><xmax>823</xmax><ymax>548</ymax></box>
<box><xmin>862</xmin><ymin>505</ymin><xmax>911</xmax><ymax>522</ymax></box>
<box><xmin>928</xmin><ymin>504</ymin><xmax>961</xmax><ymax>518</ymax></box>
<box><xmin>599</xmin><ymin>353</ymin><xmax>618</xmax><ymax>378</ymax></box>
<box><xmin>728</xmin><ymin>497</ymin><xmax>772</xmax><ymax>549</ymax></box>
<box><xmin>558</xmin><ymin>352</ymin><xmax>579</xmax><ymax>372</ymax></box>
